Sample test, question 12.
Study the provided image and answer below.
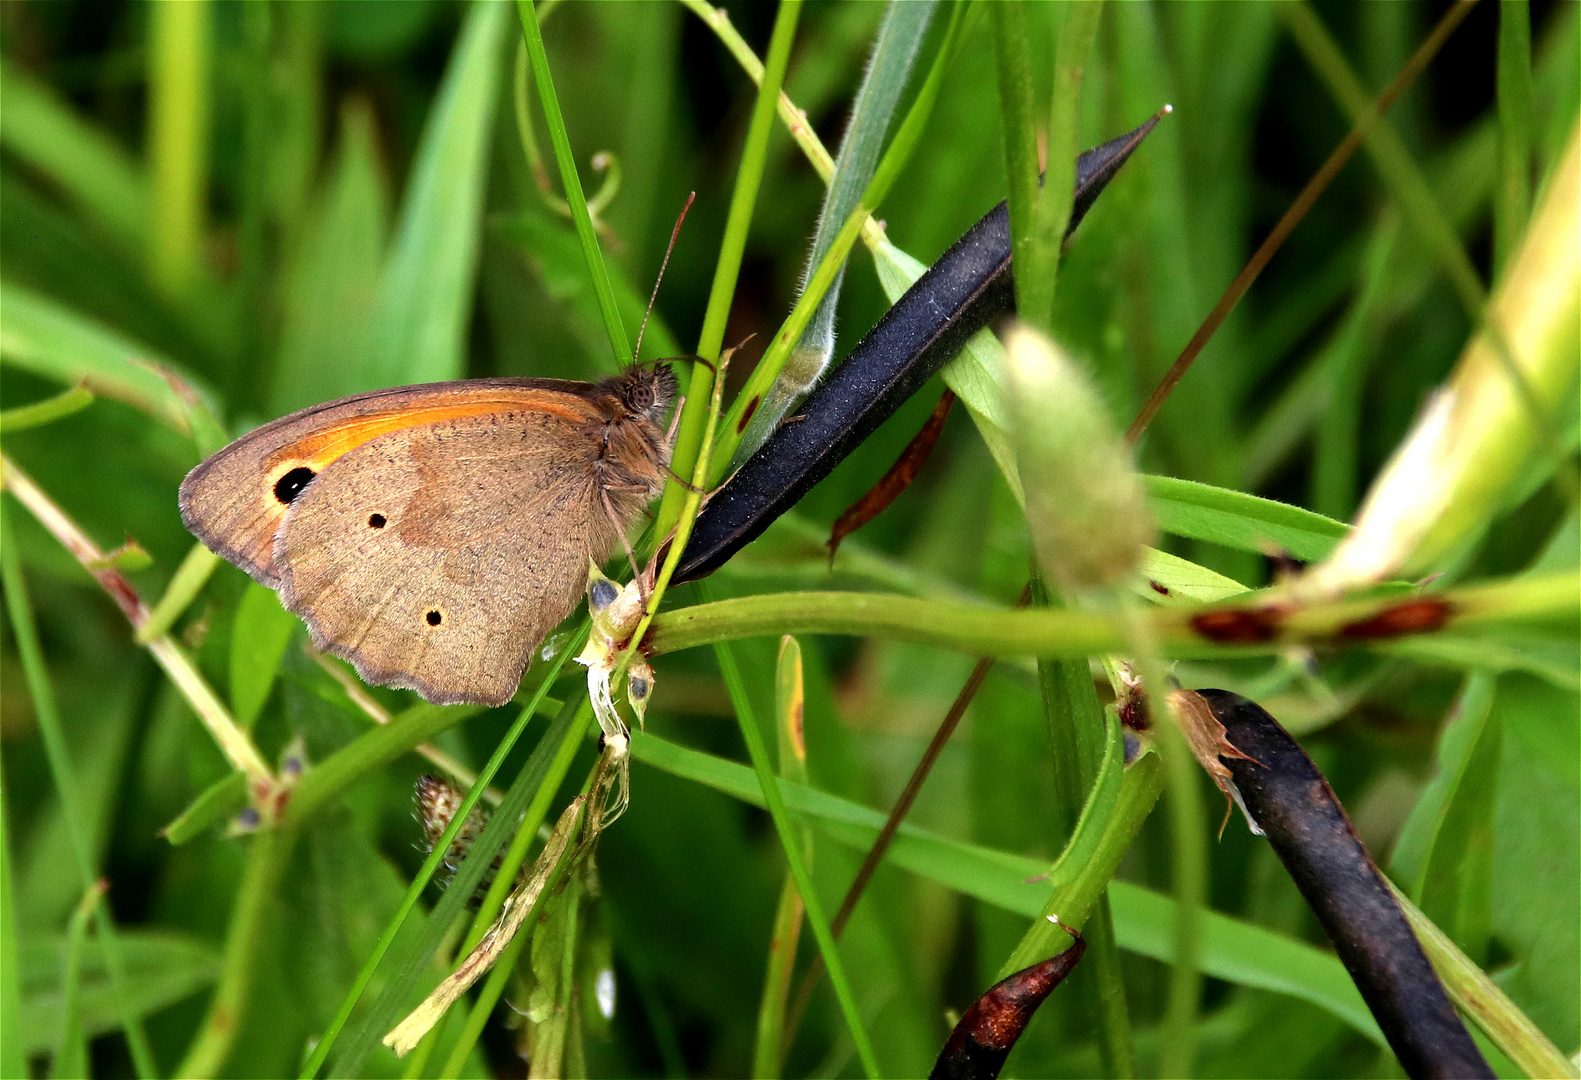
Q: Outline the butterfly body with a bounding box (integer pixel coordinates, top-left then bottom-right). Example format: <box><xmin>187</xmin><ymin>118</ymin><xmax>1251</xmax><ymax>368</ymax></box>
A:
<box><xmin>180</xmin><ymin>366</ymin><xmax>677</xmax><ymax>706</ymax></box>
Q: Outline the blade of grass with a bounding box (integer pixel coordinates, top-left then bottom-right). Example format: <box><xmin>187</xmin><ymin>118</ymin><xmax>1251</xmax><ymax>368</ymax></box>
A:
<box><xmin>1388</xmin><ymin>880</ymin><xmax>1579</xmax><ymax>1080</ymax></box>
<box><xmin>754</xmin><ymin>636</ymin><xmax>810</xmax><ymax>1077</ymax></box>
<box><xmin>0</xmin><ymin>65</ymin><xmax>147</xmax><ymax>251</ymax></box>
<box><xmin>416</xmin><ymin>696</ymin><xmax>595</xmax><ymax>1077</ymax></box>
<box><xmin>1495</xmin><ymin>0</ymin><xmax>1535</xmax><ymax>275</ymax></box>
<box><xmin>51</xmin><ymin>879</ymin><xmax>107</xmax><ymax>1080</ymax></box>
<box><xmin>0</xmin><ymin>385</ymin><xmax>95</xmax><ymax>434</ymax></box>
<box><xmin>1146</xmin><ymin>476</ymin><xmax>1349</xmax><ymax>560</ymax></box>
<box><xmin>147</xmin><ymin>0</ymin><xmax>211</xmax><ymax>298</ymax></box>
<box><xmin>0</xmin><ymin>765</ymin><xmax>23</xmax><ymax>1080</ymax></box>
<box><xmin>0</xmin><ymin>283</ymin><xmax>221</xmax><ymax>440</ymax></box>
<box><xmin>135</xmin><ymin>542</ymin><xmax>220</xmax><ymax>643</ymax></box>
<box><xmin>734</xmin><ymin>0</ymin><xmax>938</xmax><ymax>461</ymax></box>
<box><xmin>174</xmin><ymin>825</ymin><xmax>293</xmax><ymax>1078</ymax></box>
<box><xmin>311</xmin><ymin>670</ymin><xmax>589</xmax><ymax>1078</ymax></box>
<box><xmin>629</xmin><ymin>730</ymin><xmax>1389</xmax><ymax>1045</ymax></box>
<box><xmin>709</xmin><ymin>615</ymin><xmax>883</xmax><ymax>1078</ymax></box>
<box><xmin>1</xmin><ymin>506</ymin><xmax>158</xmax><ymax>1078</ymax></box>
<box><xmin>368</xmin><ymin>0</ymin><xmax>509</xmax><ymax>388</ymax></box>
<box><xmin>658</xmin><ymin>0</ymin><xmax>803</xmax><ymax>539</ymax></box>
<box><xmin>711</xmin><ymin>1</ymin><xmax>970</xmax><ymax>473</ymax></box>
<box><xmin>516</xmin><ymin>0</ymin><xmax>631</xmax><ymax>368</ymax></box>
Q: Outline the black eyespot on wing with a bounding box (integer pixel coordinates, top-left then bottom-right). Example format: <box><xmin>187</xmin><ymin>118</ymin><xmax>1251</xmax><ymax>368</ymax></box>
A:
<box><xmin>368</xmin><ymin>513</ymin><xmax>387</xmax><ymax>529</ymax></box>
<box><xmin>274</xmin><ymin>466</ymin><xmax>316</xmax><ymax>504</ymax></box>
<box><xmin>426</xmin><ymin>610</ymin><xmax>443</xmax><ymax>626</ymax></box>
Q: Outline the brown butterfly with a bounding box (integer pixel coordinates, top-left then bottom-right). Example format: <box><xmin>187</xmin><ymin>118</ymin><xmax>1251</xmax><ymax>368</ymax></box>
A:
<box><xmin>179</xmin><ymin>366</ymin><xmax>678</xmax><ymax>707</ymax></box>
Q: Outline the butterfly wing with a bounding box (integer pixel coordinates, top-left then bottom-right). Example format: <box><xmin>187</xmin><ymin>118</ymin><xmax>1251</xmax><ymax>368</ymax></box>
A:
<box><xmin>274</xmin><ymin>408</ymin><xmax>623</xmax><ymax>706</ymax></box>
<box><xmin>177</xmin><ymin>379</ymin><xmax>599</xmax><ymax>587</ymax></box>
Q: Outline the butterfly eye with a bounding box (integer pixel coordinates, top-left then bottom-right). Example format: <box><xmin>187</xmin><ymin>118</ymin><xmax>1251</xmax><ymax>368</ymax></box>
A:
<box><xmin>273</xmin><ymin>466</ymin><xmax>316</xmax><ymax>504</ymax></box>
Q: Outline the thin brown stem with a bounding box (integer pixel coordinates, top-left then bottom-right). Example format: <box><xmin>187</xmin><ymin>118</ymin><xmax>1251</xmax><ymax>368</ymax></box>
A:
<box><xmin>1125</xmin><ymin>0</ymin><xmax>1478</xmax><ymax>444</ymax></box>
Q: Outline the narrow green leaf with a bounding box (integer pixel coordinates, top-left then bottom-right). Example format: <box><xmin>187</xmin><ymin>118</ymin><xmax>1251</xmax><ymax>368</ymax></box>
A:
<box><xmin>0</xmin><ymin>779</ymin><xmax>24</xmax><ymax>1080</ymax></box>
<box><xmin>161</xmin><ymin>771</ymin><xmax>248</xmax><ymax>846</ymax></box>
<box><xmin>734</xmin><ymin>0</ymin><xmax>938</xmax><ymax>459</ymax></box>
<box><xmin>628</xmin><ymin>730</ymin><xmax>1388</xmax><ymax>1046</ymax></box>
<box><xmin>0</xmin><ymin>283</ymin><xmax>220</xmax><ymax>439</ymax></box>
<box><xmin>2</xmin><ymin>506</ymin><xmax>158</xmax><ymax>1077</ymax></box>
<box><xmin>1146</xmin><ymin>475</ymin><xmax>1349</xmax><ymax>560</ymax></box>
<box><xmin>516</xmin><ymin>0</ymin><xmax>631</xmax><ymax>369</ymax></box>
<box><xmin>1495</xmin><ymin>1</ymin><xmax>1534</xmax><ymax>276</ymax></box>
<box><xmin>0</xmin><ymin>65</ymin><xmax>147</xmax><ymax>251</ymax></box>
<box><xmin>368</xmin><ymin>0</ymin><xmax>509</xmax><ymax>387</ymax></box>
<box><xmin>20</xmin><ymin>931</ymin><xmax>221</xmax><ymax>1058</ymax></box>
<box><xmin>52</xmin><ymin>880</ymin><xmax>107</xmax><ymax>1079</ymax></box>
<box><xmin>493</xmin><ymin>210</ymin><xmax>682</xmax><ymax>360</ymax></box>
<box><xmin>0</xmin><ymin>385</ymin><xmax>94</xmax><ymax>434</ymax></box>
<box><xmin>660</xmin><ymin>0</ymin><xmax>803</xmax><ymax>537</ymax></box>
<box><xmin>272</xmin><ymin>100</ymin><xmax>390</xmax><ymax>413</ymax></box>
<box><xmin>136</xmin><ymin>542</ymin><xmax>221</xmax><ymax>644</ymax></box>
<box><xmin>146</xmin><ymin>0</ymin><xmax>212</xmax><ymax>299</ymax></box>
<box><xmin>229</xmin><ymin>581</ymin><xmax>300</xmax><ymax>729</ymax></box>
<box><xmin>712</xmin><ymin>630</ymin><xmax>881</xmax><ymax>1079</ymax></box>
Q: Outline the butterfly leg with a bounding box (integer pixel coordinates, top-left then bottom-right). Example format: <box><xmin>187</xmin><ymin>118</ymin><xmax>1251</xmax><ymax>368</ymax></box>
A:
<box><xmin>599</xmin><ymin>485</ymin><xmax>645</xmax><ymax>582</ymax></box>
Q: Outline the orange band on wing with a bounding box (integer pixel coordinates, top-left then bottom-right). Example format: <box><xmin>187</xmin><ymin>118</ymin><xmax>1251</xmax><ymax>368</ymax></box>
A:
<box><xmin>263</xmin><ymin>391</ymin><xmax>594</xmax><ymax>474</ymax></box>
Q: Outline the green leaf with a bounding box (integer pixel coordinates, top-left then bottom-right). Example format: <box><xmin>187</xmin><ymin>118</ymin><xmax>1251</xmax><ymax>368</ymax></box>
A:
<box><xmin>367</xmin><ymin>0</ymin><xmax>509</xmax><ymax>387</ymax></box>
<box><xmin>0</xmin><ymin>385</ymin><xmax>95</xmax><ymax>434</ymax></box>
<box><xmin>19</xmin><ymin>931</ymin><xmax>221</xmax><ymax>1057</ymax></box>
<box><xmin>0</xmin><ymin>282</ymin><xmax>220</xmax><ymax>440</ymax></box>
<box><xmin>0</xmin><ymin>65</ymin><xmax>147</xmax><ymax>252</ymax></box>
<box><xmin>0</xmin><ymin>795</ymin><xmax>22</xmax><ymax>1080</ymax></box>
<box><xmin>627</xmin><ymin>730</ymin><xmax>1387</xmax><ymax>1046</ymax></box>
<box><xmin>160</xmin><ymin>771</ymin><xmax>248</xmax><ymax>846</ymax></box>
<box><xmin>1145</xmin><ymin>475</ymin><xmax>1350</xmax><ymax>560</ymax></box>
<box><xmin>1136</xmin><ymin>547</ymin><xmax>1250</xmax><ymax>604</ymax></box>
<box><xmin>272</xmin><ymin>100</ymin><xmax>390</xmax><ymax>414</ymax></box>
<box><xmin>229</xmin><ymin>581</ymin><xmax>300</xmax><ymax>729</ymax></box>
<box><xmin>493</xmin><ymin>210</ymin><xmax>682</xmax><ymax>361</ymax></box>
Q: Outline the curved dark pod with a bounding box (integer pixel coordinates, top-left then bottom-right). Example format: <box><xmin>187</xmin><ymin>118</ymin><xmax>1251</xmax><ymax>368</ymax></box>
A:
<box><xmin>929</xmin><ymin>932</ymin><xmax>1086</xmax><ymax>1080</ymax></box>
<box><xmin>675</xmin><ymin>117</ymin><xmax>1162</xmax><ymax>583</ymax></box>
<box><xmin>1198</xmin><ymin>689</ymin><xmax>1493</xmax><ymax>1080</ymax></box>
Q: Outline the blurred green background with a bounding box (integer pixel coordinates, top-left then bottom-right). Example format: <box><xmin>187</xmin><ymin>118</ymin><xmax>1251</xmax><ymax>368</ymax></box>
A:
<box><xmin>1</xmin><ymin>2</ymin><xmax>1577</xmax><ymax>1077</ymax></box>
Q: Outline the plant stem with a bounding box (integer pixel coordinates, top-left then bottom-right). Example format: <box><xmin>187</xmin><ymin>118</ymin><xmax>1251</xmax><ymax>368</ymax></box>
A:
<box><xmin>712</xmin><ymin>626</ymin><xmax>883</xmax><ymax>1078</ymax></box>
<box><xmin>644</xmin><ymin>574</ymin><xmax>1575</xmax><ymax>659</ymax></box>
<box><xmin>175</xmin><ymin>825</ymin><xmax>294</xmax><ymax>1079</ymax></box>
<box><xmin>147</xmin><ymin>0</ymin><xmax>211</xmax><ymax>298</ymax></box>
<box><xmin>515</xmin><ymin>0</ymin><xmax>630</xmax><ymax>367</ymax></box>
<box><xmin>1</xmin><ymin>504</ymin><xmax>159</xmax><ymax>1078</ymax></box>
<box><xmin>1494</xmin><ymin>0</ymin><xmax>1534</xmax><ymax>276</ymax></box>
<box><xmin>991</xmin><ymin>1</ymin><xmax>1039</xmax><ymax>319</ymax></box>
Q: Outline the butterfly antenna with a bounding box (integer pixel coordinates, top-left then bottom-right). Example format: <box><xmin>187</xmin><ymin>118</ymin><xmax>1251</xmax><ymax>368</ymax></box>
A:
<box><xmin>634</xmin><ymin>190</ymin><xmax>695</xmax><ymax>365</ymax></box>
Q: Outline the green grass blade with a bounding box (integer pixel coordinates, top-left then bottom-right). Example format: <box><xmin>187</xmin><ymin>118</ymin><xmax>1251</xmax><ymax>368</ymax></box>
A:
<box><xmin>734</xmin><ymin>0</ymin><xmax>938</xmax><ymax>460</ymax></box>
<box><xmin>146</xmin><ymin>0</ymin><xmax>212</xmax><ymax>299</ymax></box>
<box><xmin>1495</xmin><ymin>0</ymin><xmax>1535</xmax><ymax>275</ymax></box>
<box><xmin>228</xmin><ymin>581</ymin><xmax>299</xmax><ymax>730</ymax></box>
<box><xmin>515</xmin><ymin>0</ymin><xmax>631</xmax><ymax>369</ymax></box>
<box><xmin>628</xmin><ymin>730</ymin><xmax>1389</xmax><ymax>1046</ymax></box>
<box><xmin>159</xmin><ymin>771</ymin><xmax>248</xmax><ymax>847</ymax></box>
<box><xmin>135</xmin><ymin>542</ymin><xmax>220</xmax><ymax>644</ymax></box>
<box><xmin>52</xmin><ymin>880</ymin><xmax>108</xmax><ymax>1079</ymax></box>
<box><xmin>1389</xmin><ymin>880</ymin><xmax>1579</xmax><ymax>1080</ymax></box>
<box><xmin>0</xmin><ymin>771</ymin><xmax>23</xmax><ymax>1080</ymax></box>
<box><xmin>0</xmin><ymin>283</ymin><xmax>220</xmax><ymax>439</ymax></box>
<box><xmin>315</xmin><ymin>674</ymin><xmax>588</xmax><ymax>1078</ymax></box>
<box><xmin>0</xmin><ymin>65</ymin><xmax>146</xmax><ymax>252</ymax></box>
<box><xmin>1</xmin><ymin>507</ymin><xmax>158</xmax><ymax>1077</ymax></box>
<box><xmin>711</xmin><ymin>628</ymin><xmax>883</xmax><ymax>1078</ymax></box>
<box><xmin>0</xmin><ymin>385</ymin><xmax>95</xmax><ymax>435</ymax></box>
<box><xmin>1145</xmin><ymin>475</ymin><xmax>1349</xmax><ymax>560</ymax></box>
<box><xmin>272</xmin><ymin>100</ymin><xmax>390</xmax><ymax>413</ymax></box>
<box><xmin>368</xmin><ymin>0</ymin><xmax>509</xmax><ymax>388</ymax></box>
<box><xmin>659</xmin><ymin>0</ymin><xmax>803</xmax><ymax>537</ymax></box>
<box><xmin>712</xmin><ymin>1</ymin><xmax>968</xmax><ymax>471</ymax></box>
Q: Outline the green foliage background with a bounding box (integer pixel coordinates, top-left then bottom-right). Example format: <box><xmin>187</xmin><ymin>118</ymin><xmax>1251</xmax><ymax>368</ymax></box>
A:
<box><xmin>1</xmin><ymin>2</ymin><xmax>1577</xmax><ymax>1078</ymax></box>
